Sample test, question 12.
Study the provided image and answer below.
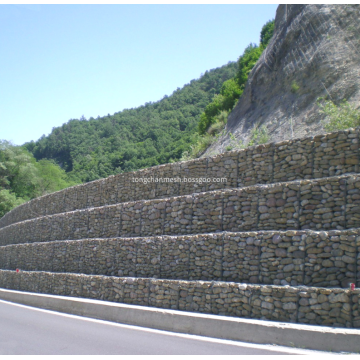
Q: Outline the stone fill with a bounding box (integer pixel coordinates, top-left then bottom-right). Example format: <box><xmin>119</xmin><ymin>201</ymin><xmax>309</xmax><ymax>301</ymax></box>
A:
<box><xmin>1</xmin><ymin>128</ymin><xmax>360</xmax><ymax>328</ymax></box>
<box><xmin>1</xmin><ymin>174</ymin><xmax>360</xmax><ymax>246</ymax></box>
<box><xmin>0</xmin><ymin>270</ymin><xmax>358</xmax><ymax>328</ymax></box>
<box><xmin>0</xmin><ymin>128</ymin><xmax>358</xmax><ymax>228</ymax></box>
<box><xmin>0</xmin><ymin>230</ymin><xmax>359</xmax><ymax>289</ymax></box>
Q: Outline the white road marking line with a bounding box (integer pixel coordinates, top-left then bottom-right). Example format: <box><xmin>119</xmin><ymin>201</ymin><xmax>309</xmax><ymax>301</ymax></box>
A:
<box><xmin>0</xmin><ymin>299</ymin><xmax>337</xmax><ymax>355</ymax></box>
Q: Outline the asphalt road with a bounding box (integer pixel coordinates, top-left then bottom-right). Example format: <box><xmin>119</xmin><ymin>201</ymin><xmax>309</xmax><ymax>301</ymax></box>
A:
<box><xmin>0</xmin><ymin>299</ymin><xmax>323</xmax><ymax>355</ymax></box>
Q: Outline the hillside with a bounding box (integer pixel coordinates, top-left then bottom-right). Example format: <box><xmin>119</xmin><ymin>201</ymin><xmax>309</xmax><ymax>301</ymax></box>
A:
<box><xmin>2</xmin><ymin>15</ymin><xmax>275</xmax><ymax>217</ymax></box>
<box><xmin>205</xmin><ymin>4</ymin><xmax>360</xmax><ymax>155</ymax></box>
<box><xmin>24</xmin><ymin>63</ymin><xmax>237</xmax><ymax>182</ymax></box>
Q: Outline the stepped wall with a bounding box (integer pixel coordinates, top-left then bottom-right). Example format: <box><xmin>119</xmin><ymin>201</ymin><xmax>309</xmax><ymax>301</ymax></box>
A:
<box><xmin>1</xmin><ymin>128</ymin><xmax>360</xmax><ymax>330</ymax></box>
<box><xmin>1</xmin><ymin>230</ymin><xmax>358</xmax><ymax>288</ymax></box>
<box><xmin>1</xmin><ymin>174</ymin><xmax>360</xmax><ymax>247</ymax></box>
<box><xmin>0</xmin><ymin>128</ymin><xmax>359</xmax><ymax>229</ymax></box>
<box><xmin>0</xmin><ymin>269</ymin><xmax>358</xmax><ymax>328</ymax></box>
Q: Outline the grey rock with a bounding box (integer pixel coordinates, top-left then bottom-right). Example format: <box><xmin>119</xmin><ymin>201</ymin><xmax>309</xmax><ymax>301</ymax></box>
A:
<box><xmin>204</xmin><ymin>4</ymin><xmax>360</xmax><ymax>156</ymax></box>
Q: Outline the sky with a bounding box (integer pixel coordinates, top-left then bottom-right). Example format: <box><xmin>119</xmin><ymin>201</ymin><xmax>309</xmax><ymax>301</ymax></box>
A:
<box><xmin>0</xmin><ymin>4</ymin><xmax>278</xmax><ymax>146</ymax></box>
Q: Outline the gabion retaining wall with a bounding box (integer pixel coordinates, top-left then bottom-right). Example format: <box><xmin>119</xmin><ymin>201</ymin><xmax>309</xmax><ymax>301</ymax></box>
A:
<box><xmin>0</xmin><ymin>269</ymin><xmax>358</xmax><ymax>328</ymax></box>
<box><xmin>1</xmin><ymin>230</ymin><xmax>358</xmax><ymax>288</ymax></box>
<box><xmin>1</xmin><ymin>174</ymin><xmax>359</xmax><ymax>246</ymax></box>
<box><xmin>1</xmin><ymin>128</ymin><xmax>359</xmax><ymax>229</ymax></box>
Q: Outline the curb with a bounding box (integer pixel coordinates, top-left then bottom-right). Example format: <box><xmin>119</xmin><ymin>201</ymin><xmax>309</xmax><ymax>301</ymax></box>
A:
<box><xmin>1</xmin><ymin>288</ymin><xmax>359</xmax><ymax>353</ymax></box>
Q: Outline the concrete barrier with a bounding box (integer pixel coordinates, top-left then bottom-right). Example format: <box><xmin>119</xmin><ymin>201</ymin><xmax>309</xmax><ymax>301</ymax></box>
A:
<box><xmin>1</xmin><ymin>288</ymin><xmax>359</xmax><ymax>353</ymax></box>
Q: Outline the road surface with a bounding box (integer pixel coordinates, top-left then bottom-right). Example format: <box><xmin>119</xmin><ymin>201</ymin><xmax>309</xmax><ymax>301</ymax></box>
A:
<box><xmin>0</xmin><ymin>299</ymin><xmax>326</xmax><ymax>355</ymax></box>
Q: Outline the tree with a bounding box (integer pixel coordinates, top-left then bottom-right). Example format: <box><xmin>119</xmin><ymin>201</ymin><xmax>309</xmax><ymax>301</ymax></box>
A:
<box><xmin>193</xmin><ymin>18</ymin><xmax>275</xmax><ymax>156</ymax></box>
<box><xmin>0</xmin><ymin>189</ymin><xmax>24</xmax><ymax>218</ymax></box>
<box><xmin>24</xmin><ymin>63</ymin><xmax>238</xmax><ymax>180</ymax></box>
<box><xmin>0</xmin><ymin>141</ymin><xmax>40</xmax><ymax>199</ymax></box>
<box><xmin>0</xmin><ymin>141</ymin><xmax>79</xmax><ymax>217</ymax></box>
<box><xmin>36</xmin><ymin>159</ymin><xmax>78</xmax><ymax>194</ymax></box>
<box><xmin>220</xmin><ymin>79</ymin><xmax>242</xmax><ymax>110</ymax></box>
<box><xmin>260</xmin><ymin>19</ymin><xmax>275</xmax><ymax>48</ymax></box>
<box><xmin>237</xmin><ymin>43</ymin><xmax>263</xmax><ymax>89</ymax></box>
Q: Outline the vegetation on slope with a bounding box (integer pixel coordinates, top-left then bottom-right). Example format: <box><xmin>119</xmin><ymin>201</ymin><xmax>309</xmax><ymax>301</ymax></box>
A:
<box><xmin>183</xmin><ymin>20</ymin><xmax>275</xmax><ymax>159</ymax></box>
<box><xmin>25</xmin><ymin>63</ymin><xmax>237</xmax><ymax>183</ymax></box>
<box><xmin>1</xmin><ymin>19</ymin><xmax>276</xmax><ymax>217</ymax></box>
<box><xmin>0</xmin><ymin>141</ymin><xmax>78</xmax><ymax>218</ymax></box>
<box><xmin>318</xmin><ymin>98</ymin><xmax>360</xmax><ymax>131</ymax></box>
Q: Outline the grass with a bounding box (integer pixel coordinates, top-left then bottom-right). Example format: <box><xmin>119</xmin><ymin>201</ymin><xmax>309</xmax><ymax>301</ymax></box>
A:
<box><xmin>291</xmin><ymin>80</ymin><xmax>300</xmax><ymax>93</ymax></box>
<box><xmin>317</xmin><ymin>98</ymin><xmax>360</xmax><ymax>131</ymax></box>
<box><xmin>248</xmin><ymin>124</ymin><xmax>269</xmax><ymax>146</ymax></box>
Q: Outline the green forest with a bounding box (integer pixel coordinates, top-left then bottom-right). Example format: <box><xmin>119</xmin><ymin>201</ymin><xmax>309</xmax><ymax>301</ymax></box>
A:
<box><xmin>25</xmin><ymin>62</ymin><xmax>238</xmax><ymax>182</ymax></box>
<box><xmin>0</xmin><ymin>140</ymin><xmax>78</xmax><ymax>217</ymax></box>
<box><xmin>1</xmin><ymin>19</ymin><xmax>274</xmax><ymax>217</ymax></box>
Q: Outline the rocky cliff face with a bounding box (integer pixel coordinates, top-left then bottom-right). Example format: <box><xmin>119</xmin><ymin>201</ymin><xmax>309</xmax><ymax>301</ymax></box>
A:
<box><xmin>205</xmin><ymin>4</ymin><xmax>360</xmax><ymax>156</ymax></box>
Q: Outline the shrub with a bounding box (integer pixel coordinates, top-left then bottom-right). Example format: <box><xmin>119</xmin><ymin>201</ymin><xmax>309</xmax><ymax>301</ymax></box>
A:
<box><xmin>181</xmin><ymin>134</ymin><xmax>216</xmax><ymax>160</ymax></box>
<box><xmin>228</xmin><ymin>132</ymin><xmax>245</xmax><ymax>151</ymax></box>
<box><xmin>317</xmin><ymin>99</ymin><xmax>360</xmax><ymax>131</ymax></box>
<box><xmin>237</xmin><ymin>44</ymin><xmax>263</xmax><ymax>89</ymax></box>
<box><xmin>220</xmin><ymin>79</ymin><xmax>242</xmax><ymax>110</ymax></box>
<box><xmin>291</xmin><ymin>81</ymin><xmax>300</xmax><ymax>93</ymax></box>
<box><xmin>248</xmin><ymin>125</ymin><xmax>269</xmax><ymax>146</ymax></box>
<box><xmin>207</xmin><ymin>121</ymin><xmax>225</xmax><ymax>136</ymax></box>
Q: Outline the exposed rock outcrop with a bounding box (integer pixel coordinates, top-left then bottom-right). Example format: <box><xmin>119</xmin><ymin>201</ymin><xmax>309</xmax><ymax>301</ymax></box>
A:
<box><xmin>205</xmin><ymin>4</ymin><xmax>360</xmax><ymax>156</ymax></box>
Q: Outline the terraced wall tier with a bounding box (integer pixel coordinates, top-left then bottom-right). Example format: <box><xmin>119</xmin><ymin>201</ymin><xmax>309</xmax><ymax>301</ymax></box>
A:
<box><xmin>1</xmin><ymin>128</ymin><xmax>359</xmax><ymax>229</ymax></box>
<box><xmin>0</xmin><ymin>270</ymin><xmax>358</xmax><ymax>328</ymax></box>
<box><xmin>1</xmin><ymin>174</ymin><xmax>360</xmax><ymax>246</ymax></box>
<box><xmin>1</xmin><ymin>230</ymin><xmax>359</xmax><ymax>288</ymax></box>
